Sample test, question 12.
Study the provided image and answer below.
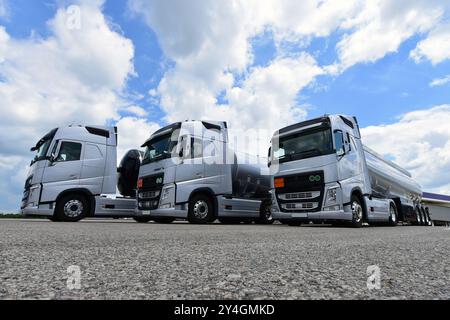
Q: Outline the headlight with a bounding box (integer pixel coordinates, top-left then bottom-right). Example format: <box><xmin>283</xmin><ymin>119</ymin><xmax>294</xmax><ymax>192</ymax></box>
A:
<box><xmin>326</xmin><ymin>188</ymin><xmax>337</xmax><ymax>203</ymax></box>
<box><xmin>161</xmin><ymin>184</ymin><xmax>174</xmax><ymax>201</ymax></box>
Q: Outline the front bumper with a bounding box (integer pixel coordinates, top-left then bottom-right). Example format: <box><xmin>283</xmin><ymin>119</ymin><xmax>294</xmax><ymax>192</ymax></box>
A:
<box><xmin>273</xmin><ymin>209</ymin><xmax>352</xmax><ymax>221</ymax></box>
<box><xmin>136</xmin><ymin>206</ymin><xmax>188</xmax><ymax>219</ymax></box>
<box><xmin>21</xmin><ymin>203</ymin><xmax>54</xmax><ymax>217</ymax></box>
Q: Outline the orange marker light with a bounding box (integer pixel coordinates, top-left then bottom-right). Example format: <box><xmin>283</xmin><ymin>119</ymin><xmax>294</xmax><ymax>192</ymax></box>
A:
<box><xmin>274</xmin><ymin>177</ymin><xmax>285</xmax><ymax>189</ymax></box>
<box><xmin>137</xmin><ymin>178</ymin><xmax>143</xmax><ymax>189</ymax></box>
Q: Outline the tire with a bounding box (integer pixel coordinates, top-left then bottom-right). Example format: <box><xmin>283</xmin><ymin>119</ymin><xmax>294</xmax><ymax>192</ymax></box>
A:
<box><xmin>152</xmin><ymin>217</ymin><xmax>176</xmax><ymax>224</ymax></box>
<box><xmin>417</xmin><ymin>207</ymin><xmax>424</xmax><ymax>226</ymax></box>
<box><xmin>388</xmin><ymin>202</ymin><xmax>398</xmax><ymax>227</ymax></box>
<box><xmin>47</xmin><ymin>216</ymin><xmax>59</xmax><ymax>222</ymax></box>
<box><xmin>349</xmin><ymin>195</ymin><xmax>364</xmax><ymax>228</ymax></box>
<box><xmin>134</xmin><ymin>216</ymin><xmax>152</xmax><ymax>223</ymax></box>
<box><xmin>413</xmin><ymin>206</ymin><xmax>422</xmax><ymax>226</ymax></box>
<box><xmin>257</xmin><ymin>201</ymin><xmax>274</xmax><ymax>225</ymax></box>
<box><xmin>421</xmin><ymin>207</ymin><xmax>429</xmax><ymax>226</ymax></box>
<box><xmin>55</xmin><ymin>193</ymin><xmax>88</xmax><ymax>222</ymax></box>
<box><xmin>425</xmin><ymin>208</ymin><xmax>432</xmax><ymax>226</ymax></box>
<box><xmin>188</xmin><ymin>194</ymin><xmax>215</xmax><ymax>224</ymax></box>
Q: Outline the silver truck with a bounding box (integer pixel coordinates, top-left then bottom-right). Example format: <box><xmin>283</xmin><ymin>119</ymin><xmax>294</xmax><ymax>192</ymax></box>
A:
<box><xmin>134</xmin><ymin>120</ymin><xmax>272</xmax><ymax>224</ymax></box>
<box><xmin>21</xmin><ymin>125</ymin><xmax>140</xmax><ymax>222</ymax></box>
<box><xmin>269</xmin><ymin>114</ymin><xmax>428</xmax><ymax>227</ymax></box>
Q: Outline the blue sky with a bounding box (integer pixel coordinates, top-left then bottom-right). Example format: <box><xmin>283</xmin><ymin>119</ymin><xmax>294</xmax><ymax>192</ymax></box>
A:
<box><xmin>1</xmin><ymin>0</ymin><xmax>450</xmax><ymax>211</ymax></box>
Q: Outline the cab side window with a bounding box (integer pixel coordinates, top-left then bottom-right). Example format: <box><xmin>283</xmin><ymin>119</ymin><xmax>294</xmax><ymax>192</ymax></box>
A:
<box><xmin>191</xmin><ymin>137</ymin><xmax>203</xmax><ymax>159</ymax></box>
<box><xmin>57</xmin><ymin>142</ymin><xmax>82</xmax><ymax>162</ymax></box>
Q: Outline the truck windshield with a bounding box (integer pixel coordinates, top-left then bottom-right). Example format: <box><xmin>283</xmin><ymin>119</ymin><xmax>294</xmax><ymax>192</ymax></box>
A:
<box><xmin>31</xmin><ymin>128</ymin><xmax>57</xmax><ymax>165</ymax></box>
<box><xmin>272</xmin><ymin>128</ymin><xmax>333</xmax><ymax>163</ymax></box>
<box><xmin>142</xmin><ymin>133</ymin><xmax>178</xmax><ymax>165</ymax></box>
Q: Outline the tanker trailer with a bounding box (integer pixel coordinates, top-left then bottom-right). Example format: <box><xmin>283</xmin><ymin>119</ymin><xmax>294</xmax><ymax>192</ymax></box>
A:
<box><xmin>269</xmin><ymin>114</ymin><xmax>428</xmax><ymax>227</ymax></box>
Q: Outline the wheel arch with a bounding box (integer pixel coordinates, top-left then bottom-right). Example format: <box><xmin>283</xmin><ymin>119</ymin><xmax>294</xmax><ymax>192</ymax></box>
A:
<box><xmin>55</xmin><ymin>188</ymin><xmax>95</xmax><ymax>216</ymax></box>
<box><xmin>188</xmin><ymin>188</ymin><xmax>218</xmax><ymax>218</ymax></box>
<box><xmin>350</xmin><ymin>188</ymin><xmax>368</xmax><ymax>220</ymax></box>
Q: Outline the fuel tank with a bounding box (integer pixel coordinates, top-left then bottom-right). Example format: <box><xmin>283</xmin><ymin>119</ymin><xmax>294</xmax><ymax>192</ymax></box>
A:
<box><xmin>364</xmin><ymin>146</ymin><xmax>422</xmax><ymax>201</ymax></box>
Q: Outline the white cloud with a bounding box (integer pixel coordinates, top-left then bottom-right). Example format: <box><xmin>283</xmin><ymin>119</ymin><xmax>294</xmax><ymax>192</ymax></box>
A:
<box><xmin>362</xmin><ymin>105</ymin><xmax>450</xmax><ymax>194</ymax></box>
<box><xmin>115</xmin><ymin>117</ymin><xmax>160</xmax><ymax>161</ymax></box>
<box><xmin>411</xmin><ymin>23</ymin><xmax>450</xmax><ymax>65</ymax></box>
<box><xmin>0</xmin><ymin>1</ymin><xmax>157</xmax><ymax>210</ymax></box>
<box><xmin>333</xmin><ymin>0</ymin><xmax>446</xmax><ymax>72</ymax></box>
<box><xmin>429</xmin><ymin>75</ymin><xmax>450</xmax><ymax>87</ymax></box>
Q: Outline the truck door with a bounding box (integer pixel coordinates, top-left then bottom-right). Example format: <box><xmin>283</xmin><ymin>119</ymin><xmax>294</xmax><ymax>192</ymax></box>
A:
<box><xmin>41</xmin><ymin>140</ymin><xmax>83</xmax><ymax>197</ymax></box>
<box><xmin>203</xmin><ymin>138</ymin><xmax>224</xmax><ymax>190</ymax></box>
<box><xmin>336</xmin><ymin>131</ymin><xmax>360</xmax><ymax>182</ymax></box>
<box><xmin>80</xmin><ymin>143</ymin><xmax>107</xmax><ymax>195</ymax></box>
<box><xmin>174</xmin><ymin>135</ymin><xmax>205</xmax><ymax>202</ymax></box>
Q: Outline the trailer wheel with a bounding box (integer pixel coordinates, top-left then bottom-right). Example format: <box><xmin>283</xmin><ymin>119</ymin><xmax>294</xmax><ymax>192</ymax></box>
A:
<box><xmin>133</xmin><ymin>216</ymin><xmax>152</xmax><ymax>223</ymax></box>
<box><xmin>55</xmin><ymin>193</ymin><xmax>88</xmax><ymax>222</ymax></box>
<box><xmin>152</xmin><ymin>217</ymin><xmax>176</xmax><ymax>224</ymax></box>
<box><xmin>257</xmin><ymin>201</ymin><xmax>274</xmax><ymax>225</ymax></box>
<box><xmin>388</xmin><ymin>202</ymin><xmax>398</xmax><ymax>227</ymax></box>
<box><xmin>421</xmin><ymin>207</ymin><xmax>429</xmax><ymax>226</ymax></box>
<box><xmin>349</xmin><ymin>195</ymin><xmax>364</xmax><ymax>228</ymax></box>
<box><xmin>425</xmin><ymin>207</ymin><xmax>432</xmax><ymax>226</ymax></box>
<box><xmin>188</xmin><ymin>194</ymin><xmax>214</xmax><ymax>224</ymax></box>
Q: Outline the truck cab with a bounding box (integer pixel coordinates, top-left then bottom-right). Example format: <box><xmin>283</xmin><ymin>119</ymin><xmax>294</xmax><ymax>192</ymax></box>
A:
<box><xmin>21</xmin><ymin>126</ymin><xmax>138</xmax><ymax>222</ymax></box>
<box><xmin>269</xmin><ymin>114</ymin><xmax>422</xmax><ymax>227</ymax></box>
<box><xmin>135</xmin><ymin>120</ymin><xmax>272</xmax><ymax>224</ymax></box>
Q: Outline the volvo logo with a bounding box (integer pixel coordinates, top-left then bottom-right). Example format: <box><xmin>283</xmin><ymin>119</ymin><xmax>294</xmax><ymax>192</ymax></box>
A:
<box><xmin>309</xmin><ymin>175</ymin><xmax>321</xmax><ymax>182</ymax></box>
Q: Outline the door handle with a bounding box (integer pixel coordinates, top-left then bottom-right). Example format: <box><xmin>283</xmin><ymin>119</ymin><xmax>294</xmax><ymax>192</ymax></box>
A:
<box><xmin>196</xmin><ymin>173</ymin><xmax>203</xmax><ymax>178</ymax></box>
<box><xmin>69</xmin><ymin>174</ymin><xmax>78</xmax><ymax>179</ymax></box>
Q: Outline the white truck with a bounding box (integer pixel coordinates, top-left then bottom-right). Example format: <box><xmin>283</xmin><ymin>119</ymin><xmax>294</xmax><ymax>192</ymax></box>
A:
<box><xmin>269</xmin><ymin>114</ymin><xmax>430</xmax><ymax>227</ymax></box>
<box><xmin>134</xmin><ymin>120</ymin><xmax>273</xmax><ymax>224</ymax></box>
<box><xmin>21</xmin><ymin>126</ymin><xmax>140</xmax><ymax>222</ymax></box>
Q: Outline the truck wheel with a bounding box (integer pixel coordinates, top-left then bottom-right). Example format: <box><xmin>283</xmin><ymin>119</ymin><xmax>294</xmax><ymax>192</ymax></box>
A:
<box><xmin>55</xmin><ymin>193</ymin><xmax>88</xmax><ymax>222</ymax></box>
<box><xmin>388</xmin><ymin>202</ymin><xmax>398</xmax><ymax>227</ymax></box>
<box><xmin>133</xmin><ymin>217</ymin><xmax>152</xmax><ymax>223</ymax></box>
<box><xmin>188</xmin><ymin>194</ymin><xmax>214</xmax><ymax>224</ymax></box>
<box><xmin>421</xmin><ymin>207</ymin><xmax>429</xmax><ymax>226</ymax></box>
<box><xmin>350</xmin><ymin>195</ymin><xmax>364</xmax><ymax>228</ymax></box>
<box><xmin>152</xmin><ymin>217</ymin><xmax>176</xmax><ymax>224</ymax></box>
<box><xmin>257</xmin><ymin>201</ymin><xmax>274</xmax><ymax>225</ymax></box>
<box><xmin>425</xmin><ymin>208</ymin><xmax>432</xmax><ymax>226</ymax></box>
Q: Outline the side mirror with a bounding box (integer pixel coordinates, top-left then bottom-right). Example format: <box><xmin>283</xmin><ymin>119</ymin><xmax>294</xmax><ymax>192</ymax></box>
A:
<box><xmin>334</xmin><ymin>130</ymin><xmax>345</xmax><ymax>158</ymax></box>
<box><xmin>267</xmin><ymin>147</ymin><xmax>272</xmax><ymax>167</ymax></box>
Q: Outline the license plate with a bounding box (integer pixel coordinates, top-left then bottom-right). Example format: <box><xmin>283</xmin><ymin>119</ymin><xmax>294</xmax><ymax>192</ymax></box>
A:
<box><xmin>142</xmin><ymin>210</ymin><xmax>151</xmax><ymax>215</ymax></box>
<box><xmin>292</xmin><ymin>213</ymin><xmax>308</xmax><ymax>218</ymax></box>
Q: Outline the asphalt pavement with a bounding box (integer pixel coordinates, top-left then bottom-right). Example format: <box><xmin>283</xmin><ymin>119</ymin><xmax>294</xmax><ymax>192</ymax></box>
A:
<box><xmin>0</xmin><ymin>219</ymin><xmax>449</xmax><ymax>300</ymax></box>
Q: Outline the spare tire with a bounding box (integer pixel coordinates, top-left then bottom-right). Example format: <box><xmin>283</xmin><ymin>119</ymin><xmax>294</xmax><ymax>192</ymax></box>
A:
<box><xmin>117</xmin><ymin>149</ymin><xmax>142</xmax><ymax>197</ymax></box>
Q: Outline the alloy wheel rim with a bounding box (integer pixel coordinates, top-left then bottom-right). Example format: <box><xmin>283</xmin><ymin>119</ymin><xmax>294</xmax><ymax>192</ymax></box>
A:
<box><xmin>352</xmin><ymin>201</ymin><xmax>363</xmax><ymax>223</ymax></box>
<box><xmin>193</xmin><ymin>200</ymin><xmax>209</xmax><ymax>220</ymax></box>
<box><xmin>64</xmin><ymin>200</ymin><xmax>83</xmax><ymax>218</ymax></box>
<box><xmin>390</xmin><ymin>206</ymin><xmax>396</xmax><ymax>222</ymax></box>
